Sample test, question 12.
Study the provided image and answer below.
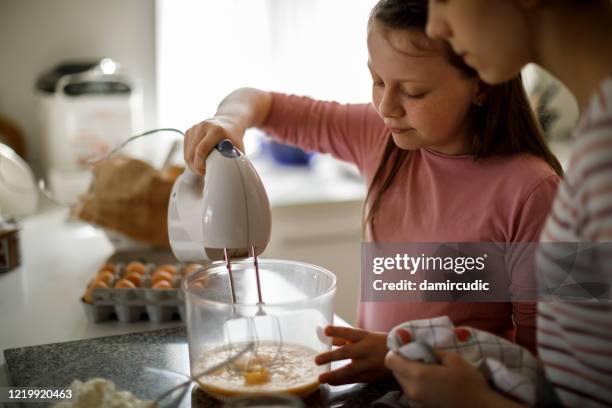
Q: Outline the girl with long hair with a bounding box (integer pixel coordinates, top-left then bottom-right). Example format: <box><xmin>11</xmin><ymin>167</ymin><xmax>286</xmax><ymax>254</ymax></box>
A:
<box><xmin>184</xmin><ymin>0</ymin><xmax>561</xmax><ymax>386</ymax></box>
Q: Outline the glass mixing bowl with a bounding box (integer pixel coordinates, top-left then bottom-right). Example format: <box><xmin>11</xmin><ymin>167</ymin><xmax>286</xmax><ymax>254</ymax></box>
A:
<box><xmin>183</xmin><ymin>259</ymin><xmax>336</xmax><ymax>400</ymax></box>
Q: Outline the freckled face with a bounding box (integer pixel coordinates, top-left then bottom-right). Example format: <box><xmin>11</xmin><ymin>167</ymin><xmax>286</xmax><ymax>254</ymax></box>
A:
<box><xmin>368</xmin><ymin>21</ymin><xmax>478</xmax><ymax>154</ymax></box>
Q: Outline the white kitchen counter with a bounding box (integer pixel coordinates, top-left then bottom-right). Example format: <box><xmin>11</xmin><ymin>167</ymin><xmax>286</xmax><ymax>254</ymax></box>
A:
<box><xmin>0</xmin><ymin>202</ymin><xmax>185</xmax><ymax>370</ymax></box>
<box><xmin>0</xmin><ymin>153</ymin><xmax>365</xmax><ymax>379</ymax></box>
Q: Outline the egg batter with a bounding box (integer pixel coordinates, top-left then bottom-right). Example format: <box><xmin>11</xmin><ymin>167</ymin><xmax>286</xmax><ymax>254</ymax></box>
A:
<box><xmin>194</xmin><ymin>342</ymin><xmax>321</xmax><ymax>399</ymax></box>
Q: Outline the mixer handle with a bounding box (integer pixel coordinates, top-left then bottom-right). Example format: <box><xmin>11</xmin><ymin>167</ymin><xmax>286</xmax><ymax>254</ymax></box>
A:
<box><xmin>182</xmin><ymin>139</ymin><xmax>240</xmax><ymax>183</ymax></box>
<box><xmin>181</xmin><ymin>139</ymin><xmax>239</xmax><ymax>184</ymax></box>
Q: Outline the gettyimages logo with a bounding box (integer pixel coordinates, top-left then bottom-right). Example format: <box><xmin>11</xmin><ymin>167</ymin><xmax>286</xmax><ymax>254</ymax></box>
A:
<box><xmin>372</xmin><ymin>253</ymin><xmax>487</xmax><ymax>275</ymax></box>
<box><xmin>362</xmin><ymin>242</ymin><xmax>612</xmax><ymax>302</ymax></box>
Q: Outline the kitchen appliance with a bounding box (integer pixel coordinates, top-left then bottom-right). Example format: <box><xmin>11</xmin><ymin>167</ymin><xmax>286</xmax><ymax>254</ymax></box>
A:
<box><xmin>167</xmin><ymin>139</ymin><xmax>271</xmax><ymax>262</ymax></box>
<box><xmin>168</xmin><ymin>139</ymin><xmax>278</xmax><ymax>380</ymax></box>
<box><xmin>35</xmin><ymin>58</ymin><xmax>143</xmax><ymax>204</ymax></box>
<box><xmin>168</xmin><ymin>140</ymin><xmax>335</xmax><ymax>399</ymax></box>
<box><xmin>0</xmin><ymin>142</ymin><xmax>38</xmax><ymax>273</ymax></box>
<box><xmin>0</xmin><ymin>143</ymin><xmax>38</xmax><ymax>217</ymax></box>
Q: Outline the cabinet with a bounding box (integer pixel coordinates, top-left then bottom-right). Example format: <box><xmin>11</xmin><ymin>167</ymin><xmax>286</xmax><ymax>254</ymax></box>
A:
<box><xmin>264</xmin><ymin>200</ymin><xmax>363</xmax><ymax>325</ymax></box>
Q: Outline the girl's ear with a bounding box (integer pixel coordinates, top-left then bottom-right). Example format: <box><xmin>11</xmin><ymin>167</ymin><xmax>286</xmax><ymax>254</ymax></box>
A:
<box><xmin>472</xmin><ymin>80</ymin><xmax>489</xmax><ymax>106</ymax></box>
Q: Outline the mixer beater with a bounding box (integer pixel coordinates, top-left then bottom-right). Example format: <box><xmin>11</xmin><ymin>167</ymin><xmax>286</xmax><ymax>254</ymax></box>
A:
<box><xmin>222</xmin><ymin>246</ymin><xmax>284</xmax><ymax>384</ymax></box>
<box><xmin>168</xmin><ymin>138</ymin><xmax>283</xmax><ymax>384</ymax></box>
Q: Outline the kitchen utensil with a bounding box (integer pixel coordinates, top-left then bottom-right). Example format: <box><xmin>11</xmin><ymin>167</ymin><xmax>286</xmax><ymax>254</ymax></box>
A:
<box><xmin>147</xmin><ymin>341</ymin><xmax>255</xmax><ymax>407</ymax></box>
<box><xmin>167</xmin><ymin>138</ymin><xmax>278</xmax><ymax>381</ymax></box>
<box><xmin>183</xmin><ymin>259</ymin><xmax>336</xmax><ymax>400</ymax></box>
<box><xmin>167</xmin><ymin>138</ymin><xmax>271</xmax><ymax>262</ymax></box>
<box><xmin>221</xmin><ymin>246</ymin><xmax>283</xmax><ymax>376</ymax></box>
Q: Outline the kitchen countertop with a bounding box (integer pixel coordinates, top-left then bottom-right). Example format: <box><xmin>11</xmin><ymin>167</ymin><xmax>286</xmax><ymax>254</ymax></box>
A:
<box><xmin>0</xmin><ymin>188</ymin><xmax>390</xmax><ymax>407</ymax></box>
<box><xmin>4</xmin><ymin>327</ymin><xmax>402</xmax><ymax>408</ymax></box>
<box><xmin>0</xmin><ymin>201</ymin><xmax>184</xmax><ymax>370</ymax></box>
<box><xmin>0</xmin><ymin>152</ymin><xmax>366</xmax><ymax>368</ymax></box>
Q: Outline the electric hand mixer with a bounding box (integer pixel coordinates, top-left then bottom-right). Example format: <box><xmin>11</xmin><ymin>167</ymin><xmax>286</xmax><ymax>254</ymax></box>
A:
<box><xmin>168</xmin><ymin>139</ymin><xmax>282</xmax><ymax>376</ymax></box>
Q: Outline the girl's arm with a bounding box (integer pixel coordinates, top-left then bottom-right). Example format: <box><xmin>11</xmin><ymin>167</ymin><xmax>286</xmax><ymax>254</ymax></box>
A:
<box><xmin>261</xmin><ymin>92</ymin><xmax>384</xmax><ymax>170</ymax></box>
<box><xmin>215</xmin><ymin>87</ymin><xmax>272</xmax><ymax>129</ymax></box>
<box><xmin>185</xmin><ymin>88</ymin><xmax>384</xmax><ymax>175</ymax></box>
<box><xmin>184</xmin><ymin>87</ymin><xmax>271</xmax><ymax>174</ymax></box>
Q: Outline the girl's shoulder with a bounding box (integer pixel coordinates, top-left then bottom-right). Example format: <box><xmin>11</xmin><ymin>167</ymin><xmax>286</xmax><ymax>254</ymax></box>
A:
<box><xmin>482</xmin><ymin>153</ymin><xmax>561</xmax><ymax>197</ymax></box>
<box><xmin>485</xmin><ymin>152</ymin><xmax>559</xmax><ymax>180</ymax></box>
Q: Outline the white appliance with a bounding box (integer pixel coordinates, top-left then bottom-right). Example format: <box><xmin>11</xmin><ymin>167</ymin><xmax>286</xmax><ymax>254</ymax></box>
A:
<box><xmin>0</xmin><ymin>142</ymin><xmax>38</xmax><ymax>273</ymax></box>
<box><xmin>35</xmin><ymin>58</ymin><xmax>143</xmax><ymax>204</ymax></box>
<box><xmin>168</xmin><ymin>139</ymin><xmax>271</xmax><ymax>262</ymax></box>
<box><xmin>0</xmin><ymin>143</ymin><xmax>38</xmax><ymax>217</ymax></box>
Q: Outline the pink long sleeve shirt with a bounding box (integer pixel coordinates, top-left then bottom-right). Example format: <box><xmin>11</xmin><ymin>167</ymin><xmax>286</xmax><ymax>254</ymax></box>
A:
<box><xmin>262</xmin><ymin>92</ymin><xmax>560</xmax><ymax>352</ymax></box>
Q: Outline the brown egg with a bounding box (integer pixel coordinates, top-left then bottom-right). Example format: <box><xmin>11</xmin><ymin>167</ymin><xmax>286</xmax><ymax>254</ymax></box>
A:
<box><xmin>152</xmin><ymin>280</ymin><xmax>173</xmax><ymax>289</ymax></box>
<box><xmin>156</xmin><ymin>264</ymin><xmax>177</xmax><ymax>275</ymax></box>
<box><xmin>115</xmin><ymin>279</ymin><xmax>136</xmax><ymax>289</ymax></box>
<box><xmin>124</xmin><ymin>272</ymin><xmax>142</xmax><ymax>287</ymax></box>
<box><xmin>90</xmin><ymin>280</ymin><xmax>109</xmax><ymax>289</ymax></box>
<box><xmin>84</xmin><ymin>281</ymin><xmax>108</xmax><ymax>303</ymax></box>
<box><xmin>125</xmin><ymin>261</ymin><xmax>146</xmax><ymax>275</ymax></box>
<box><xmin>96</xmin><ymin>270</ymin><xmax>115</xmax><ymax>285</ymax></box>
<box><xmin>99</xmin><ymin>263</ymin><xmax>116</xmax><ymax>274</ymax></box>
<box><xmin>182</xmin><ymin>263</ymin><xmax>203</xmax><ymax>276</ymax></box>
<box><xmin>152</xmin><ymin>270</ymin><xmax>173</xmax><ymax>284</ymax></box>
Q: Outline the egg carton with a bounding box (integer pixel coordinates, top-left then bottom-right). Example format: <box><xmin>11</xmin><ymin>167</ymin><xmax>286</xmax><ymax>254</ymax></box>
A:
<box><xmin>81</xmin><ymin>262</ymin><xmax>196</xmax><ymax>324</ymax></box>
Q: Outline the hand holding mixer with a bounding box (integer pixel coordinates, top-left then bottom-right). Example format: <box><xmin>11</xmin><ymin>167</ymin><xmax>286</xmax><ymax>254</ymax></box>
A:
<box><xmin>168</xmin><ymin>139</ymin><xmax>282</xmax><ymax>378</ymax></box>
<box><xmin>86</xmin><ymin>130</ymin><xmax>335</xmax><ymax>403</ymax></box>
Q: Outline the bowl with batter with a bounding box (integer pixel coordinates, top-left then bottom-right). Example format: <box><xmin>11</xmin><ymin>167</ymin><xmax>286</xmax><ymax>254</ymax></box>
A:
<box><xmin>182</xmin><ymin>259</ymin><xmax>336</xmax><ymax>400</ymax></box>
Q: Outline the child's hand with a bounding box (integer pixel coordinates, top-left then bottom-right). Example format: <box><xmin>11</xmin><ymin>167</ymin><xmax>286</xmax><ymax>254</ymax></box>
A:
<box><xmin>184</xmin><ymin>117</ymin><xmax>245</xmax><ymax>175</ymax></box>
<box><xmin>314</xmin><ymin>326</ymin><xmax>391</xmax><ymax>385</ymax></box>
<box><xmin>385</xmin><ymin>349</ymin><xmax>522</xmax><ymax>408</ymax></box>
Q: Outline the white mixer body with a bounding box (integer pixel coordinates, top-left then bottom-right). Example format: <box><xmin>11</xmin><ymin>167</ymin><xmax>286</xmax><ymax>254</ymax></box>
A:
<box><xmin>168</xmin><ymin>141</ymin><xmax>271</xmax><ymax>262</ymax></box>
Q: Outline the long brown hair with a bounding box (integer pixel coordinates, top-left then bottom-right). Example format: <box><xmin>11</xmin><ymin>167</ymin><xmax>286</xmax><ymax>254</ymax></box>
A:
<box><xmin>363</xmin><ymin>0</ymin><xmax>563</xmax><ymax>240</ymax></box>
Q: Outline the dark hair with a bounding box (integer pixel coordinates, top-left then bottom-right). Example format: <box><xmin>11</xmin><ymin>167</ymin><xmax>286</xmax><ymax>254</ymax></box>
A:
<box><xmin>363</xmin><ymin>0</ymin><xmax>563</xmax><ymax>240</ymax></box>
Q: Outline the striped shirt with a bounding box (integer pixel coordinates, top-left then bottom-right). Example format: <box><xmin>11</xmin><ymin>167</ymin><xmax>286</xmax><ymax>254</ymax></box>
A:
<box><xmin>537</xmin><ymin>78</ymin><xmax>612</xmax><ymax>407</ymax></box>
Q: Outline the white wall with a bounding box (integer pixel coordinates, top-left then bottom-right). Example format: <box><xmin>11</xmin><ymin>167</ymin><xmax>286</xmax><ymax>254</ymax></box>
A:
<box><xmin>0</xmin><ymin>0</ymin><xmax>157</xmax><ymax>174</ymax></box>
<box><xmin>157</xmin><ymin>0</ymin><xmax>376</xmax><ymax>130</ymax></box>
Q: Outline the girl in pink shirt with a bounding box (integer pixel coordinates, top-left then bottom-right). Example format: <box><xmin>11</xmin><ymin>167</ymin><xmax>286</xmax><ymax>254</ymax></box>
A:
<box><xmin>184</xmin><ymin>0</ymin><xmax>561</xmax><ymax>386</ymax></box>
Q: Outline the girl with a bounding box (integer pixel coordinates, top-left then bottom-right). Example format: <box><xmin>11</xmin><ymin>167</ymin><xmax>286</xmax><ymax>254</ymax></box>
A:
<box><xmin>184</xmin><ymin>0</ymin><xmax>561</xmax><ymax>386</ymax></box>
<box><xmin>384</xmin><ymin>0</ymin><xmax>612</xmax><ymax>406</ymax></box>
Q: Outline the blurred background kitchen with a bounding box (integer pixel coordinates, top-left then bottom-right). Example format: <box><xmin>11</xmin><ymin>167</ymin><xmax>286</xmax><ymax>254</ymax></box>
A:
<box><xmin>0</xmin><ymin>0</ymin><xmax>578</xmax><ymax>349</ymax></box>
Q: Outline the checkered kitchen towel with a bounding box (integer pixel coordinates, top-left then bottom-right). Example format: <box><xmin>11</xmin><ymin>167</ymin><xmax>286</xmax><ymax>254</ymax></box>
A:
<box><xmin>387</xmin><ymin>316</ymin><xmax>542</xmax><ymax>405</ymax></box>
